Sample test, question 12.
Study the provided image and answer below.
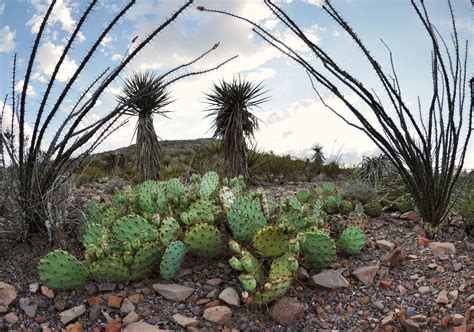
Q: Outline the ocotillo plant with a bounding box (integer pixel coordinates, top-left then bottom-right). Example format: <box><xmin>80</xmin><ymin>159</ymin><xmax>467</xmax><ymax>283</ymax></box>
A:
<box><xmin>204</xmin><ymin>76</ymin><xmax>269</xmax><ymax>178</ymax></box>
<box><xmin>0</xmin><ymin>0</ymin><xmax>236</xmax><ymax>240</ymax></box>
<box><xmin>199</xmin><ymin>0</ymin><xmax>472</xmax><ymax>234</ymax></box>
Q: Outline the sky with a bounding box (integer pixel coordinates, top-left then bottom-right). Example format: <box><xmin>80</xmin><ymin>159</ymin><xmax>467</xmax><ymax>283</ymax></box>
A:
<box><xmin>0</xmin><ymin>0</ymin><xmax>472</xmax><ymax>168</ymax></box>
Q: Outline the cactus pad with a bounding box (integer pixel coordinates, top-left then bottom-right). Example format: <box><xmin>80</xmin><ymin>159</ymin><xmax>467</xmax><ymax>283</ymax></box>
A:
<box><xmin>38</xmin><ymin>250</ymin><xmax>88</xmax><ymax>290</ymax></box>
<box><xmin>252</xmin><ymin>226</ymin><xmax>291</xmax><ymax>257</ymax></box>
<box><xmin>301</xmin><ymin>230</ymin><xmax>336</xmax><ymax>269</ymax></box>
<box><xmin>363</xmin><ymin>201</ymin><xmax>383</xmax><ymax>217</ymax></box>
<box><xmin>160</xmin><ymin>241</ymin><xmax>187</xmax><ymax>280</ymax></box>
<box><xmin>338</xmin><ymin>226</ymin><xmax>366</xmax><ymax>254</ymax></box>
<box><xmin>199</xmin><ymin>171</ymin><xmax>219</xmax><ymax>197</ymax></box>
<box><xmin>159</xmin><ymin>217</ymin><xmax>182</xmax><ymax>246</ymax></box>
<box><xmin>183</xmin><ymin>223</ymin><xmax>226</xmax><ymax>258</ymax></box>
<box><xmin>227</xmin><ymin>196</ymin><xmax>267</xmax><ymax>243</ymax></box>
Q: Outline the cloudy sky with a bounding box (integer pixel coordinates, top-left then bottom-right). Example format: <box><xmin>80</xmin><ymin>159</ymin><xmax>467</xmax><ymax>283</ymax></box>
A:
<box><xmin>0</xmin><ymin>0</ymin><xmax>472</xmax><ymax>167</ymax></box>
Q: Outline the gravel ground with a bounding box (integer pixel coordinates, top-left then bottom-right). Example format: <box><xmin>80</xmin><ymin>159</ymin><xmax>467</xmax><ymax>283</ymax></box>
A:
<box><xmin>0</xmin><ymin>183</ymin><xmax>473</xmax><ymax>331</ymax></box>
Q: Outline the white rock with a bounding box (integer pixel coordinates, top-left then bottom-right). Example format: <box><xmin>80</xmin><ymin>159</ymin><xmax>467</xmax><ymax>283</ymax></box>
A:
<box><xmin>218</xmin><ymin>287</ymin><xmax>240</xmax><ymax>307</ymax></box>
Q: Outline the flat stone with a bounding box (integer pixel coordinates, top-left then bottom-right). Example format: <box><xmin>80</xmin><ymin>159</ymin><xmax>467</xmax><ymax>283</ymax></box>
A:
<box><xmin>376</xmin><ymin>240</ymin><xmax>395</xmax><ymax>251</ymax></box>
<box><xmin>382</xmin><ymin>311</ymin><xmax>395</xmax><ymax>325</ymax></box>
<box><xmin>382</xmin><ymin>246</ymin><xmax>407</xmax><ymax>267</ymax></box>
<box><xmin>310</xmin><ymin>270</ymin><xmax>349</xmax><ymax>289</ymax></box>
<box><xmin>5</xmin><ymin>312</ymin><xmax>18</xmax><ymax>324</ymax></box>
<box><xmin>418</xmin><ymin>286</ymin><xmax>431</xmax><ymax>295</ymax></box>
<box><xmin>400</xmin><ymin>211</ymin><xmax>420</xmax><ymax>221</ymax></box>
<box><xmin>59</xmin><ymin>304</ymin><xmax>86</xmax><ymax>324</ymax></box>
<box><xmin>428</xmin><ymin>263</ymin><xmax>437</xmax><ymax>269</ymax></box>
<box><xmin>66</xmin><ymin>322</ymin><xmax>84</xmax><ymax>332</ymax></box>
<box><xmin>203</xmin><ymin>305</ymin><xmax>232</xmax><ymax>324</ymax></box>
<box><xmin>218</xmin><ymin>287</ymin><xmax>240</xmax><ymax>307</ymax></box>
<box><xmin>127</xmin><ymin>294</ymin><xmax>143</xmax><ymax>304</ymax></box>
<box><xmin>269</xmin><ymin>297</ymin><xmax>305</xmax><ymax>326</ymax></box>
<box><xmin>400</xmin><ymin>319</ymin><xmax>421</xmax><ymax>332</ymax></box>
<box><xmin>120</xmin><ymin>298</ymin><xmax>135</xmax><ymax>315</ymax></box>
<box><xmin>206</xmin><ymin>278</ymin><xmax>223</xmax><ymax>287</ymax></box>
<box><xmin>172</xmin><ymin>313</ymin><xmax>199</xmax><ymax>328</ymax></box>
<box><xmin>123</xmin><ymin>322</ymin><xmax>168</xmax><ymax>332</ymax></box>
<box><xmin>453</xmin><ymin>263</ymin><xmax>462</xmax><ymax>272</ymax></box>
<box><xmin>122</xmin><ymin>311</ymin><xmax>139</xmax><ymax>326</ymax></box>
<box><xmin>108</xmin><ymin>295</ymin><xmax>123</xmax><ymax>309</ymax></box>
<box><xmin>19</xmin><ymin>297</ymin><xmax>38</xmax><ymax>318</ymax></box>
<box><xmin>352</xmin><ymin>265</ymin><xmax>379</xmax><ymax>286</ymax></box>
<box><xmin>436</xmin><ymin>290</ymin><xmax>449</xmax><ymax>304</ymax></box>
<box><xmin>449</xmin><ymin>290</ymin><xmax>459</xmax><ymax>302</ymax></box>
<box><xmin>152</xmin><ymin>283</ymin><xmax>194</xmax><ymax>302</ymax></box>
<box><xmin>175</xmin><ymin>268</ymin><xmax>193</xmax><ymax>279</ymax></box>
<box><xmin>428</xmin><ymin>242</ymin><xmax>456</xmax><ymax>256</ymax></box>
<box><xmin>0</xmin><ymin>282</ymin><xmax>17</xmax><ymax>306</ymax></box>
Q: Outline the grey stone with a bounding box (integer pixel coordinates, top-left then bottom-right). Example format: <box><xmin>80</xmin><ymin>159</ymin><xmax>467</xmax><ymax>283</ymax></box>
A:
<box><xmin>152</xmin><ymin>283</ymin><xmax>194</xmax><ymax>302</ymax></box>
<box><xmin>120</xmin><ymin>298</ymin><xmax>135</xmax><ymax>315</ymax></box>
<box><xmin>172</xmin><ymin>313</ymin><xmax>199</xmax><ymax>328</ymax></box>
<box><xmin>19</xmin><ymin>298</ymin><xmax>38</xmax><ymax>318</ymax></box>
<box><xmin>59</xmin><ymin>304</ymin><xmax>86</xmax><ymax>324</ymax></box>
<box><xmin>310</xmin><ymin>270</ymin><xmax>349</xmax><ymax>289</ymax></box>
<box><xmin>270</xmin><ymin>297</ymin><xmax>305</xmax><ymax>326</ymax></box>
<box><xmin>203</xmin><ymin>305</ymin><xmax>232</xmax><ymax>324</ymax></box>
<box><xmin>218</xmin><ymin>287</ymin><xmax>240</xmax><ymax>307</ymax></box>
<box><xmin>351</xmin><ymin>266</ymin><xmax>379</xmax><ymax>286</ymax></box>
<box><xmin>122</xmin><ymin>311</ymin><xmax>140</xmax><ymax>326</ymax></box>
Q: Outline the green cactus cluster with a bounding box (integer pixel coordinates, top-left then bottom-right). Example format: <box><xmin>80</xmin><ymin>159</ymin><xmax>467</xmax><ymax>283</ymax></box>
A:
<box><xmin>39</xmin><ymin>172</ymin><xmax>369</xmax><ymax>305</ymax></box>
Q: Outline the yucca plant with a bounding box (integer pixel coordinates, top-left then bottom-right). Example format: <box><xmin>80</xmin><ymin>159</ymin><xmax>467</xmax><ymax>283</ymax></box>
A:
<box><xmin>311</xmin><ymin>143</ymin><xmax>325</xmax><ymax>167</ymax></box>
<box><xmin>205</xmin><ymin>76</ymin><xmax>269</xmax><ymax>178</ymax></box>
<box><xmin>117</xmin><ymin>71</ymin><xmax>172</xmax><ymax>182</ymax></box>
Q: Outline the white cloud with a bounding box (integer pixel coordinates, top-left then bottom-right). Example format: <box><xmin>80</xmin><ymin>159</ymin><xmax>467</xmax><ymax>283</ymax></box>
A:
<box><xmin>0</xmin><ymin>26</ymin><xmax>15</xmax><ymax>53</ymax></box>
<box><xmin>304</xmin><ymin>0</ymin><xmax>323</xmax><ymax>6</ymax></box>
<box><xmin>34</xmin><ymin>42</ymin><xmax>78</xmax><ymax>82</ymax></box>
<box><xmin>111</xmin><ymin>54</ymin><xmax>123</xmax><ymax>62</ymax></box>
<box><xmin>14</xmin><ymin>80</ymin><xmax>37</xmax><ymax>97</ymax></box>
<box><xmin>27</xmin><ymin>0</ymin><xmax>76</xmax><ymax>34</ymax></box>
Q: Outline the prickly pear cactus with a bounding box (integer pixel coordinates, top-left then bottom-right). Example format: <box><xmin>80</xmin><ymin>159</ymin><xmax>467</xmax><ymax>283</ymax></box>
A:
<box><xmin>227</xmin><ymin>196</ymin><xmax>267</xmax><ymax>243</ymax></box>
<box><xmin>89</xmin><ymin>255</ymin><xmax>130</xmax><ymax>282</ymax></box>
<box><xmin>251</xmin><ymin>188</ymin><xmax>276</xmax><ymax>220</ymax></box>
<box><xmin>180</xmin><ymin>199</ymin><xmax>220</xmax><ymax>225</ymax></box>
<box><xmin>159</xmin><ymin>217</ymin><xmax>182</xmax><ymax>246</ymax></box>
<box><xmin>277</xmin><ymin>196</ymin><xmax>309</xmax><ymax>233</ymax></box>
<box><xmin>160</xmin><ymin>240</ymin><xmax>187</xmax><ymax>280</ymax></box>
<box><xmin>296</xmin><ymin>189</ymin><xmax>312</xmax><ymax>203</ymax></box>
<box><xmin>38</xmin><ymin>250</ymin><xmax>88</xmax><ymax>290</ymax></box>
<box><xmin>166</xmin><ymin>178</ymin><xmax>185</xmax><ymax>204</ymax></box>
<box><xmin>252</xmin><ymin>226</ymin><xmax>291</xmax><ymax>257</ymax></box>
<box><xmin>324</xmin><ymin>195</ymin><xmax>340</xmax><ymax>214</ymax></box>
<box><xmin>339</xmin><ymin>200</ymin><xmax>354</xmax><ymax>215</ymax></box>
<box><xmin>219</xmin><ymin>186</ymin><xmax>235</xmax><ymax>212</ymax></box>
<box><xmin>338</xmin><ymin>226</ymin><xmax>366</xmax><ymax>254</ymax></box>
<box><xmin>183</xmin><ymin>223</ymin><xmax>226</xmax><ymax>258</ymax></box>
<box><xmin>135</xmin><ymin>182</ymin><xmax>155</xmax><ymax>213</ymax></box>
<box><xmin>301</xmin><ymin>230</ymin><xmax>336</xmax><ymax>269</ymax></box>
<box><xmin>363</xmin><ymin>201</ymin><xmax>383</xmax><ymax>217</ymax></box>
<box><xmin>112</xmin><ymin>215</ymin><xmax>158</xmax><ymax>243</ymax></box>
<box><xmin>199</xmin><ymin>171</ymin><xmax>219</xmax><ymax>198</ymax></box>
<box><xmin>322</xmin><ymin>181</ymin><xmax>337</xmax><ymax>195</ymax></box>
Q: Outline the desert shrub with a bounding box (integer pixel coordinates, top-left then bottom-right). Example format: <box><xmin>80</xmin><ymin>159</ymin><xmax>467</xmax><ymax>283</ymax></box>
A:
<box><xmin>103</xmin><ymin>177</ymin><xmax>129</xmax><ymax>194</ymax></box>
<box><xmin>342</xmin><ymin>181</ymin><xmax>379</xmax><ymax>204</ymax></box>
<box><xmin>75</xmin><ymin>165</ymin><xmax>108</xmax><ymax>186</ymax></box>
<box><xmin>321</xmin><ymin>162</ymin><xmax>343</xmax><ymax>180</ymax></box>
<box><xmin>161</xmin><ymin>162</ymin><xmax>188</xmax><ymax>180</ymax></box>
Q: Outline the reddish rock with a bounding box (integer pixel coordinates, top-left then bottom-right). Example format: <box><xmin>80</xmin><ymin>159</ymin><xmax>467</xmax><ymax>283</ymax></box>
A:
<box><xmin>87</xmin><ymin>297</ymin><xmax>103</xmax><ymax>306</ymax></box>
<box><xmin>400</xmin><ymin>319</ymin><xmax>421</xmax><ymax>332</ymax></box>
<box><xmin>106</xmin><ymin>319</ymin><xmax>122</xmax><ymax>332</ymax></box>
<box><xmin>0</xmin><ymin>282</ymin><xmax>17</xmax><ymax>306</ymax></box>
<box><xmin>428</xmin><ymin>242</ymin><xmax>456</xmax><ymax>255</ymax></box>
<box><xmin>203</xmin><ymin>306</ymin><xmax>232</xmax><ymax>324</ymax></box>
<box><xmin>66</xmin><ymin>322</ymin><xmax>84</xmax><ymax>332</ymax></box>
<box><xmin>108</xmin><ymin>295</ymin><xmax>123</xmax><ymax>309</ymax></box>
<box><xmin>382</xmin><ymin>246</ymin><xmax>407</xmax><ymax>267</ymax></box>
<box><xmin>418</xmin><ymin>236</ymin><xmax>429</xmax><ymax>246</ymax></box>
<box><xmin>128</xmin><ymin>294</ymin><xmax>143</xmax><ymax>304</ymax></box>
<box><xmin>41</xmin><ymin>285</ymin><xmax>55</xmax><ymax>299</ymax></box>
<box><xmin>204</xmin><ymin>299</ymin><xmax>222</xmax><ymax>309</ymax></box>
<box><xmin>352</xmin><ymin>265</ymin><xmax>379</xmax><ymax>286</ymax></box>
<box><xmin>270</xmin><ymin>297</ymin><xmax>305</xmax><ymax>326</ymax></box>
<box><xmin>380</xmin><ymin>279</ymin><xmax>392</xmax><ymax>288</ymax></box>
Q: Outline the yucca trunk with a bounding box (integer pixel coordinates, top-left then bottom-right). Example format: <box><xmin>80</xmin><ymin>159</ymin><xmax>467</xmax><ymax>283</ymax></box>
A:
<box><xmin>136</xmin><ymin>114</ymin><xmax>160</xmax><ymax>182</ymax></box>
<box><xmin>224</xmin><ymin>137</ymin><xmax>250</xmax><ymax>179</ymax></box>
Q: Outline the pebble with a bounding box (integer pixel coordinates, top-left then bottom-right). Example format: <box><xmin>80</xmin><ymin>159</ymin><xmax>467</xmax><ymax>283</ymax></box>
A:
<box><xmin>203</xmin><ymin>305</ymin><xmax>232</xmax><ymax>324</ymax></box>
<box><xmin>418</xmin><ymin>286</ymin><xmax>430</xmax><ymax>295</ymax></box>
<box><xmin>41</xmin><ymin>285</ymin><xmax>54</xmax><ymax>299</ymax></box>
<box><xmin>127</xmin><ymin>294</ymin><xmax>143</xmax><ymax>304</ymax></box>
<box><xmin>29</xmin><ymin>282</ymin><xmax>39</xmax><ymax>293</ymax></box>
<box><xmin>206</xmin><ymin>278</ymin><xmax>223</xmax><ymax>287</ymax></box>
<box><xmin>452</xmin><ymin>314</ymin><xmax>464</xmax><ymax>326</ymax></box>
<box><xmin>120</xmin><ymin>298</ymin><xmax>135</xmax><ymax>315</ymax></box>
<box><xmin>270</xmin><ymin>297</ymin><xmax>305</xmax><ymax>326</ymax></box>
<box><xmin>351</xmin><ymin>265</ymin><xmax>379</xmax><ymax>286</ymax></box>
<box><xmin>98</xmin><ymin>283</ymin><xmax>117</xmax><ymax>292</ymax></box>
<box><xmin>218</xmin><ymin>287</ymin><xmax>240</xmax><ymax>307</ymax></box>
<box><xmin>66</xmin><ymin>322</ymin><xmax>84</xmax><ymax>332</ymax></box>
<box><xmin>382</xmin><ymin>246</ymin><xmax>407</xmax><ymax>267</ymax></box>
<box><xmin>152</xmin><ymin>283</ymin><xmax>194</xmax><ymax>302</ymax></box>
<box><xmin>59</xmin><ymin>304</ymin><xmax>86</xmax><ymax>324</ymax></box>
<box><xmin>436</xmin><ymin>290</ymin><xmax>449</xmax><ymax>304</ymax></box>
<box><xmin>105</xmin><ymin>319</ymin><xmax>122</xmax><ymax>332</ymax></box>
<box><xmin>453</xmin><ymin>262</ymin><xmax>462</xmax><ymax>272</ymax></box>
<box><xmin>19</xmin><ymin>297</ymin><xmax>38</xmax><ymax>318</ymax></box>
<box><xmin>108</xmin><ymin>295</ymin><xmax>123</xmax><ymax>309</ymax></box>
<box><xmin>376</xmin><ymin>240</ymin><xmax>395</xmax><ymax>251</ymax></box>
<box><xmin>172</xmin><ymin>313</ymin><xmax>199</xmax><ymax>328</ymax></box>
<box><xmin>5</xmin><ymin>312</ymin><xmax>18</xmax><ymax>324</ymax></box>
<box><xmin>428</xmin><ymin>242</ymin><xmax>456</xmax><ymax>255</ymax></box>
<box><xmin>372</xmin><ymin>301</ymin><xmax>384</xmax><ymax>311</ymax></box>
<box><xmin>123</xmin><ymin>322</ymin><xmax>168</xmax><ymax>332</ymax></box>
<box><xmin>428</xmin><ymin>263</ymin><xmax>437</xmax><ymax>269</ymax></box>
<box><xmin>310</xmin><ymin>270</ymin><xmax>349</xmax><ymax>289</ymax></box>
<box><xmin>122</xmin><ymin>311</ymin><xmax>139</xmax><ymax>325</ymax></box>
<box><xmin>0</xmin><ymin>282</ymin><xmax>17</xmax><ymax>306</ymax></box>
<box><xmin>400</xmin><ymin>319</ymin><xmax>421</xmax><ymax>331</ymax></box>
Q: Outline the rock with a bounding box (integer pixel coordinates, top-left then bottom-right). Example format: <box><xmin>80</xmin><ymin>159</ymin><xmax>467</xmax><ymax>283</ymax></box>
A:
<box><xmin>218</xmin><ymin>287</ymin><xmax>240</xmax><ymax>307</ymax></box>
<box><xmin>453</xmin><ymin>262</ymin><xmax>462</xmax><ymax>272</ymax></box>
<box><xmin>203</xmin><ymin>305</ymin><xmax>232</xmax><ymax>324</ymax></box>
<box><xmin>5</xmin><ymin>312</ymin><xmax>18</xmax><ymax>324</ymax></box>
<box><xmin>204</xmin><ymin>299</ymin><xmax>221</xmax><ymax>309</ymax></box>
<box><xmin>0</xmin><ymin>305</ymin><xmax>7</xmax><ymax>313</ymax></box>
<box><xmin>436</xmin><ymin>290</ymin><xmax>449</xmax><ymax>304</ymax></box>
<box><xmin>123</xmin><ymin>322</ymin><xmax>168</xmax><ymax>332</ymax></box>
<box><xmin>29</xmin><ymin>282</ymin><xmax>39</xmax><ymax>293</ymax></box>
<box><xmin>418</xmin><ymin>286</ymin><xmax>431</xmax><ymax>295</ymax></box>
<box><xmin>55</xmin><ymin>299</ymin><xmax>67</xmax><ymax>311</ymax></box>
<box><xmin>87</xmin><ymin>296</ymin><xmax>103</xmax><ymax>306</ymax></box>
<box><xmin>89</xmin><ymin>305</ymin><xmax>101</xmax><ymax>321</ymax></box>
<box><xmin>310</xmin><ymin>270</ymin><xmax>349</xmax><ymax>289</ymax></box>
<box><xmin>382</xmin><ymin>246</ymin><xmax>407</xmax><ymax>267</ymax></box>
<box><xmin>296</xmin><ymin>267</ymin><xmax>310</xmax><ymax>281</ymax></box>
<box><xmin>206</xmin><ymin>278</ymin><xmax>223</xmax><ymax>287</ymax></box>
<box><xmin>269</xmin><ymin>297</ymin><xmax>305</xmax><ymax>326</ymax></box>
<box><xmin>152</xmin><ymin>283</ymin><xmax>194</xmax><ymax>302</ymax></box>
<box><xmin>352</xmin><ymin>265</ymin><xmax>379</xmax><ymax>286</ymax></box>
<box><xmin>381</xmin><ymin>311</ymin><xmax>395</xmax><ymax>325</ymax></box>
<box><xmin>0</xmin><ymin>282</ymin><xmax>17</xmax><ymax>306</ymax></box>
<box><xmin>449</xmin><ymin>290</ymin><xmax>459</xmax><ymax>302</ymax></box>
<box><xmin>66</xmin><ymin>322</ymin><xmax>84</xmax><ymax>332</ymax></box>
<box><xmin>128</xmin><ymin>294</ymin><xmax>143</xmax><ymax>304</ymax></box>
<box><xmin>372</xmin><ymin>301</ymin><xmax>384</xmax><ymax>311</ymax></box>
<box><xmin>41</xmin><ymin>285</ymin><xmax>54</xmax><ymax>299</ymax></box>
<box><xmin>98</xmin><ymin>283</ymin><xmax>116</xmax><ymax>292</ymax></box>
<box><xmin>108</xmin><ymin>295</ymin><xmax>123</xmax><ymax>309</ymax></box>
<box><xmin>59</xmin><ymin>304</ymin><xmax>86</xmax><ymax>324</ymax></box>
<box><xmin>452</xmin><ymin>314</ymin><xmax>465</xmax><ymax>326</ymax></box>
<box><xmin>19</xmin><ymin>297</ymin><xmax>38</xmax><ymax>318</ymax></box>
<box><xmin>401</xmin><ymin>211</ymin><xmax>420</xmax><ymax>221</ymax></box>
<box><xmin>175</xmin><ymin>268</ymin><xmax>193</xmax><ymax>279</ymax></box>
<box><xmin>105</xmin><ymin>319</ymin><xmax>122</xmax><ymax>332</ymax></box>
<box><xmin>428</xmin><ymin>263</ymin><xmax>437</xmax><ymax>269</ymax></box>
<box><xmin>172</xmin><ymin>313</ymin><xmax>199</xmax><ymax>328</ymax></box>
<box><xmin>411</xmin><ymin>314</ymin><xmax>427</xmax><ymax>322</ymax></box>
<box><xmin>428</xmin><ymin>242</ymin><xmax>456</xmax><ymax>255</ymax></box>
<box><xmin>122</xmin><ymin>311</ymin><xmax>139</xmax><ymax>325</ymax></box>
<box><xmin>400</xmin><ymin>319</ymin><xmax>421</xmax><ymax>332</ymax></box>
<box><xmin>376</xmin><ymin>240</ymin><xmax>395</xmax><ymax>251</ymax></box>
<box><xmin>120</xmin><ymin>298</ymin><xmax>135</xmax><ymax>315</ymax></box>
